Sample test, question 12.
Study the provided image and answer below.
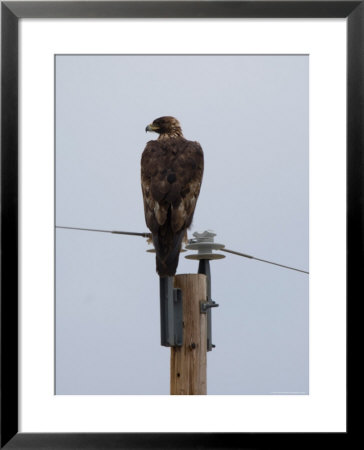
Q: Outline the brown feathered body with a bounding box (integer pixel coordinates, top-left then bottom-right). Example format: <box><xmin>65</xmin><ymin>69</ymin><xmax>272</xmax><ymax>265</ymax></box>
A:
<box><xmin>141</xmin><ymin>125</ymin><xmax>204</xmax><ymax>277</ymax></box>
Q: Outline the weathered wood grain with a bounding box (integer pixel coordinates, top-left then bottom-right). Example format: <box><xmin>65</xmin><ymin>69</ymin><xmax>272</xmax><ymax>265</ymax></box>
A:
<box><xmin>170</xmin><ymin>274</ymin><xmax>207</xmax><ymax>395</ymax></box>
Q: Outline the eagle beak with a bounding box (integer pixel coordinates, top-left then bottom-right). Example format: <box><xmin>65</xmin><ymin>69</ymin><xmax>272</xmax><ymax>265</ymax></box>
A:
<box><xmin>146</xmin><ymin>123</ymin><xmax>159</xmax><ymax>133</ymax></box>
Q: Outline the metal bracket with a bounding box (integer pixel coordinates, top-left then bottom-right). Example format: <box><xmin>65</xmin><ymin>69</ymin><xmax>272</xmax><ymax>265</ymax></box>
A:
<box><xmin>185</xmin><ymin>231</ymin><xmax>224</xmax><ymax>351</ymax></box>
<box><xmin>200</xmin><ymin>300</ymin><xmax>219</xmax><ymax>313</ymax></box>
<box><xmin>159</xmin><ymin>277</ymin><xmax>183</xmax><ymax>347</ymax></box>
<box><xmin>197</xmin><ymin>259</ymin><xmax>218</xmax><ymax>351</ymax></box>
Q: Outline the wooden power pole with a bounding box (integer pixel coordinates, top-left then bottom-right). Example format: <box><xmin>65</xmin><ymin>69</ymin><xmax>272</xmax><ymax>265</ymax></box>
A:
<box><xmin>170</xmin><ymin>274</ymin><xmax>207</xmax><ymax>395</ymax></box>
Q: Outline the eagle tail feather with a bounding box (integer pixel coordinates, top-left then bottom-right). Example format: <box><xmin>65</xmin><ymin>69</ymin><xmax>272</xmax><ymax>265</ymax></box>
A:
<box><xmin>153</xmin><ymin>224</ymin><xmax>185</xmax><ymax>277</ymax></box>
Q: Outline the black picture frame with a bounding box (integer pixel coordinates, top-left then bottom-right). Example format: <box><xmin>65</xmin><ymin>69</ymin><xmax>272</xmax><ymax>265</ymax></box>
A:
<box><xmin>1</xmin><ymin>1</ymin><xmax>356</xmax><ymax>448</ymax></box>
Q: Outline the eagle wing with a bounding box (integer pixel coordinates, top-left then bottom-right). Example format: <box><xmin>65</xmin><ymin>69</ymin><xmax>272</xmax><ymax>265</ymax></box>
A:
<box><xmin>141</xmin><ymin>137</ymin><xmax>204</xmax><ymax>276</ymax></box>
<box><xmin>141</xmin><ymin>137</ymin><xmax>204</xmax><ymax>232</ymax></box>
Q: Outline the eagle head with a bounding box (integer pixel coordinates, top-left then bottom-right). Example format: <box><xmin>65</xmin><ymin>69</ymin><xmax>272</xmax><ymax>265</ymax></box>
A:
<box><xmin>145</xmin><ymin>116</ymin><xmax>183</xmax><ymax>138</ymax></box>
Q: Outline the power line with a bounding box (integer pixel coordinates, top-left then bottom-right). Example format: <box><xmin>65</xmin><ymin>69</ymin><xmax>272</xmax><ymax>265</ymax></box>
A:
<box><xmin>56</xmin><ymin>225</ymin><xmax>308</xmax><ymax>274</ymax></box>
<box><xmin>221</xmin><ymin>248</ymin><xmax>309</xmax><ymax>274</ymax></box>
<box><xmin>56</xmin><ymin>225</ymin><xmax>151</xmax><ymax>238</ymax></box>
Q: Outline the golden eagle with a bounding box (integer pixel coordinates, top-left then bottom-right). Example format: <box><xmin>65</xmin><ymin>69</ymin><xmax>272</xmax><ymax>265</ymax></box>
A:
<box><xmin>141</xmin><ymin>116</ymin><xmax>204</xmax><ymax>277</ymax></box>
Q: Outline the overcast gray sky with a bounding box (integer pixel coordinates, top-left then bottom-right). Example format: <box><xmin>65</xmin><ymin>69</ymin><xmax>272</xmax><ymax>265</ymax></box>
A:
<box><xmin>55</xmin><ymin>55</ymin><xmax>308</xmax><ymax>395</ymax></box>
